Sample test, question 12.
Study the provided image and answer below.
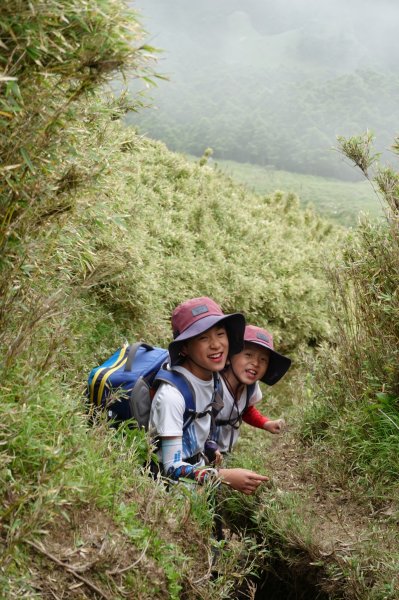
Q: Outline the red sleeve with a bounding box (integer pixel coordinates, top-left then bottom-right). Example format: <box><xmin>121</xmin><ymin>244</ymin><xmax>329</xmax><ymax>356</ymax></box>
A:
<box><xmin>242</xmin><ymin>405</ymin><xmax>269</xmax><ymax>429</ymax></box>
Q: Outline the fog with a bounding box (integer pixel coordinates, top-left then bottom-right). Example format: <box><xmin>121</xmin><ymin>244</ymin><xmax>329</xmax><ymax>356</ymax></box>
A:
<box><xmin>127</xmin><ymin>0</ymin><xmax>399</xmax><ymax>180</ymax></box>
<box><xmin>135</xmin><ymin>0</ymin><xmax>399</xmax><ymax>70</ymax></box>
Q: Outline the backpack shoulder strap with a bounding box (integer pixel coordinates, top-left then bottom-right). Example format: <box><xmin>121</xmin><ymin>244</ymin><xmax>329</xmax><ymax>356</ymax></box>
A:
<box><xmin>154</xmin><ymin>367</ymin><xmax>196</xmax><ymax>412</ymax></box>
<box><xmin>154</xmin><ymin>367</ymin><xmax>196</xmax><ymax>430</ymax></box>
<box><xmin>154</xmin><ymin>368</ymin><xmax>223</xmax><ymax>431</ymax></box>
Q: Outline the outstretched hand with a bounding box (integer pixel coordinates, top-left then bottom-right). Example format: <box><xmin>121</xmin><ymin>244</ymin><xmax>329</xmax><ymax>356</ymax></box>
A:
<box><xmin>218</xmin><ymin>468</ymin><xmax>269</xmax><ymax>495</ymax></box>
<box><xmin>264</xmin><ymin>418</ymin><xmax>286</xmax><ymax>434</ymax></box>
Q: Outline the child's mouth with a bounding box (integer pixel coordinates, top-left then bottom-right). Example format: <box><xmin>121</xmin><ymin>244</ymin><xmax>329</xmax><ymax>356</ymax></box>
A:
<box><xmin>246</xmin><ymin>369</ymin><xmax>257</xmax><ymax>379</ymax></box>
<box><xmin>209</xmin><ymin>352</ymin><xmax>224</xmax><ymax>362</ymax></box>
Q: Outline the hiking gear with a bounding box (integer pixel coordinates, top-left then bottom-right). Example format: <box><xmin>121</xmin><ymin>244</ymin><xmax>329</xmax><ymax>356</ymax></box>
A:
<box><xmin>214</xmin><ymin>381</ymin><xmax>255</xmax><ymax>429</ymax></box>
<box><xmin>212</xmin><ymin>380</ymin><xmax>256</xmax><ymax>453</ymax></box>
<box><xmin>204</xmin><ymin>439</ymin><xmax>219</xmax><ymax>464</ymax></box>
<box><xmin>169</xmin><ymin>296</ymin><xmax>245</xmax><ymax>366</ymax></box>
<box><xmin>87</xmin><ymin>342</ymin><xmax>223</xmax><ymax>430</ymax></box>
<box><xmin>244</xmin><ymin>325</ymin><xmax>291</xmax><ymax>385</ymax></box>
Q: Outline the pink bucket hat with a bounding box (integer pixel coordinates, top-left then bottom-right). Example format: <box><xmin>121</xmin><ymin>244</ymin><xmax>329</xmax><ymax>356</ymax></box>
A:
<box><xmin>169</xmin><ymin>297</ymin><xmax>245</xmax><ymax>366</ymax></box>
<box><xmin>244</xmin><ymin>324</ymin><xmax>291</xmax><ymax>385</ymax></box>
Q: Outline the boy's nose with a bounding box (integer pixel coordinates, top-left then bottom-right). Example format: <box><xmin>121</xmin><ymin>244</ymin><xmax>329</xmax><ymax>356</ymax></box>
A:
<box><xmin>209</xmin><ymin>333</ymin><xmax>223</xmax><ymax>348</ymax></box>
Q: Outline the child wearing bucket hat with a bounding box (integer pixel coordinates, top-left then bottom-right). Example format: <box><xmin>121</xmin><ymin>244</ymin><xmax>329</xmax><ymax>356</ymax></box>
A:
<box><xmin>210</xmin><ymin>324</ymin><xmax>292</xmax><ymax>455</ymax></box>
<box><xmin>149</xmin><ymin>297</ymin><xmax>269</xmax><ymax>495</ymax></box>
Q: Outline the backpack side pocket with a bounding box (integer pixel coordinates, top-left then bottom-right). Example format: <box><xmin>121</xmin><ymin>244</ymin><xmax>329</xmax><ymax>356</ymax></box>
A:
<box><xmin>129</xmin><ymin>377</ymin><xmax>152</xmax><ymax>430</ymax></box>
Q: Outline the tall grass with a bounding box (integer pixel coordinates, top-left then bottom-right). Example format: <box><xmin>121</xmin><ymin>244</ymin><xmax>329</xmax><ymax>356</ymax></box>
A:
<box><xmin>301</xmin><ymin>132</ymin><xmax>399</xmax><ymax>503</ymax></box>
<box><xmin>0</xmin><ymin>2</ymin><xmax>353</xmax><ymax>597</ymax></box>
<box><xmin>0</xmin><ymin>94</ymin><xmax>339</xmax><ymax>600</ymax></box>
<box><xmin>0</xmin><ymin>2</ymin><xmax>217</xmax><ymax>597</ymax></box>
<box><xmin>0</xmin><ymin>0</ymin><xmax>158</xmax><ymax>251</ymax></box>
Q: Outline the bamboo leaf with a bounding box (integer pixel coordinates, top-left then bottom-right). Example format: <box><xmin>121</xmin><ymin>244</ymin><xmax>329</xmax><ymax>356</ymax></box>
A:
<box><xmin>20</xmin><ymin>148</ymin><xmax>36</xmax><ymax>173</ymax></box>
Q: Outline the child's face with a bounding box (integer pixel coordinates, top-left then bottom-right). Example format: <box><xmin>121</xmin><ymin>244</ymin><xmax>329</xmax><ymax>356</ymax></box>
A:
<box><xmin>229</xmin><ymin>342</ymin><xmax>270</xmax><ymax>385</ymax></box>
<box><xmin>181</xmin><ymin>324</ymin><xmax>229</xmax><ymax>380</ymax></box>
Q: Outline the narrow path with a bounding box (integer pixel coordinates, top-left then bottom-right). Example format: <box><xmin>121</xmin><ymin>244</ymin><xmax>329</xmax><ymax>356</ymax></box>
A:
<box><xmin>254</xmin><ymin>427</ymin><xmax>399</xmax><ymax>598</ymax></box>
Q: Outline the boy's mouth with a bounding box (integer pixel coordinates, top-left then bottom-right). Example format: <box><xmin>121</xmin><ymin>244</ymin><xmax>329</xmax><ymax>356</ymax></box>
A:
<box><xmin>246</xmin><ymin>368</ymin><xmax>257</xmax><ymax>378</ymax></box>
<box><xmin>209</xmin><ymin>352</ymin><xmax>224</xmax><ymax>362</ymax></box>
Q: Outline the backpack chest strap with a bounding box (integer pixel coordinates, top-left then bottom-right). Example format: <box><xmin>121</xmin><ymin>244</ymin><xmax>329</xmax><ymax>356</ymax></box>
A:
<box><xmin>154</xmin><ymin>369</ymin><xmax>223</xmax><ymax>431</ymax></box>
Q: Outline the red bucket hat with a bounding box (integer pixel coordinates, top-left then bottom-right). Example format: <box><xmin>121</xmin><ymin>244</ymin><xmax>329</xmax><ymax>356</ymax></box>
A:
<box><xmin>244</xmin><ymin>325</ymin><xmax>291</xmax><ymax>385</ymax></box>
<box><xmin>169</xmin><ymin>297</ymin><xmax>245</xmax><ymax>366</ymax></box>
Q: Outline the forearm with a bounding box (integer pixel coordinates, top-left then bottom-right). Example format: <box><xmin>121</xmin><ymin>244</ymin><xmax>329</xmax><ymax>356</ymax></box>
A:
<box><xmin>161</xmin><ymin>437</ymin><xmax>216</xmax><ymax>483</ymax></box>
<box><xmin>242</xmin><ymin>405</ymin><xmax>269</xmax><ymax>429</ymax></box>
<box><xmin>163</xmin><ymin>439</ymin><xmax>270</xmax><ymax>494</ymax></box>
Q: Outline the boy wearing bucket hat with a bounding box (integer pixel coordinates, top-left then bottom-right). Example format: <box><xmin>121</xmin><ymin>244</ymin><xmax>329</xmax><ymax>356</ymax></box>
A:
<box><xmin>210</xmin><ymin>324</ymin><xmax>292</xmax><ymax>455</ymax></box>
<box><xmin>149</xmin><ymin>297</ymin><xmax>269</xmax><ymax>495</ymax></box>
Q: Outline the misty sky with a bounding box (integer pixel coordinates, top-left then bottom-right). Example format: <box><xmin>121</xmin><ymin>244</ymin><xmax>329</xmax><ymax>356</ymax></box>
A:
<box><xmin>133</xmin><ymin>0</ymin><xmax>399</xmax><ymax>75</ymax></box>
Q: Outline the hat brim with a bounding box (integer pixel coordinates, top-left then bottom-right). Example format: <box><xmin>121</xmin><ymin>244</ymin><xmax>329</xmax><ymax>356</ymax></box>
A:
<box><xmin>262</xmin><ymin>350</ymin><xmax>291</xmax><ymax>385</ymax></box>
<box><xmin>169</xmin><ymin>313</ymin><xmax>245</xmax><ymax>366</ymax></box>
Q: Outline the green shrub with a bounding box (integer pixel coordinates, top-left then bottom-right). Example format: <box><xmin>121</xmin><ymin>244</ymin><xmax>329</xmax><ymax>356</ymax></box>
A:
<box><xmin>0</xmin><ymin>0</ymin><xmax>157</xmax><ymax>250</ymax></box>
<box><xmin>302</xmin><ymin>132</ymin><xmax>399</xmax><ymax>501</ymax></box>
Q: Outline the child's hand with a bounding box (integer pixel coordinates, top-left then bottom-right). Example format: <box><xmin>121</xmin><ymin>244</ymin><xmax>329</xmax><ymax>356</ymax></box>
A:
<box><xmin>214</xmin><ymin>449</ymin><xmax>223</xmax><ymax>466</ymax></box>
<box><xmin>218</xmin><ymin>468</ymin><xmax>269</xmax><ymax>495</ymax></box>
<box><xmin>263</xmin><ymin>418</ymin><xmax>286</xmax><ymax>434</ymax></box>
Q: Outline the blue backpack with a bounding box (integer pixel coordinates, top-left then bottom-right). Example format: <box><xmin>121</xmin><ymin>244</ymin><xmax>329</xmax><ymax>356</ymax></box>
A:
<box><xmin>87</xmin><ymin>342</ymin><xmax>222</xmax><ymax>431</ymax></box>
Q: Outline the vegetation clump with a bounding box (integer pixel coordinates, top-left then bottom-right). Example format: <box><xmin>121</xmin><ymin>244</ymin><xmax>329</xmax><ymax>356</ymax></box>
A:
<box><xmin>302</xmin><ymin>132</ymin><xmax>399</xmax><ymax>502</ymax></box>
<box><xmin>0</xmin><ymin>0</ymin><xmax>157</xmax><ymax>250</ymax></box>
<box><xmin>247</xmin><ymin>133</ymin><xmax>399</xmax><ymax>599</ymax></box>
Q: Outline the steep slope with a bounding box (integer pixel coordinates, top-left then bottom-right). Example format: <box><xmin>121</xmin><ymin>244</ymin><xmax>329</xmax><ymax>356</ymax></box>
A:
<box><xmin>0</xmin><ymin>106</ymin><xmax>338</xmax><ymax>598</ymax></box>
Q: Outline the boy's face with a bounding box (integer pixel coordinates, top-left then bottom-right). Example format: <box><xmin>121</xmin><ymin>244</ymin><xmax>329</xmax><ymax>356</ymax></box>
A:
<box><xmin>181</xmin><ymin>324</ymin><xmax>229</xmax><ymax>380</ymax></box>
<box><xmin>230</xmin><ymin>342</ymin><xmax>270</xmax><ymax>385</ymax></box>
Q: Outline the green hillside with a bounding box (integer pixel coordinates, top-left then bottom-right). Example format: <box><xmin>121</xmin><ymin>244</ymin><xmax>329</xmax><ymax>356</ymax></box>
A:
<box><xmin>0</xmin><ymin>113</ymin><xmax>337</xmax><ymax>598</ymax></box>
<box><xmin>0</xmin><ymin>3</ymin><xmax>338</xmax><ymax>587</ymax></box>
<box><xmin>213</xmin><ymin>159</ymin><xmax>382</xmax><ymax>227</ymax></box>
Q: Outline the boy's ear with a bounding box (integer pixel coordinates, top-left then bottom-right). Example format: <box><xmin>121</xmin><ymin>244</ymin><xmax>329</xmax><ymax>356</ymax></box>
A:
<box><xmin>179</xmin><ymin>343</ymin><xmax>188</xmax><ymax>357</ymax></box>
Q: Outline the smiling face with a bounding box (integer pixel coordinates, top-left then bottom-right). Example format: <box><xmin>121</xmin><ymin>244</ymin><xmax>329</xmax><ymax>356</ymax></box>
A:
<box><xmin>229</xmin><ymin>341</ymin><xmax>270</xmax><ymax>385</ymax></box>
<box><xmin>181</xmin><ymin>324</ymin><xmax>229</xmax><ymax>380</ymax></box>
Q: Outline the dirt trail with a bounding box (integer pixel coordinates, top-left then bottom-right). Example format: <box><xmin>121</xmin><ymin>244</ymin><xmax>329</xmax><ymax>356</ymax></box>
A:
<box><xmin>255</xmin><ymin>427</ymin><xmax>399</xmax><ymax>598</ymax></box>
<box><xmin>269</xmin><ymin>433</ymin><xmax>365</xmax><ymax>549</ymax></box>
